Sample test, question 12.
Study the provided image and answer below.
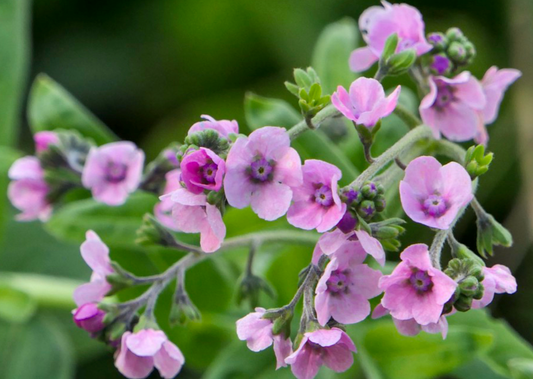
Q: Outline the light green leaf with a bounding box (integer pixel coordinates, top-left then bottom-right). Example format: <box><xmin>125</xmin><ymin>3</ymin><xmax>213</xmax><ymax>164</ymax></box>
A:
<box><xmin>244</xmin><ymin>92</ymin><xmax>301</xmax><ymax>129</ymax></box>
<box><xmin>311</xmin><ymin>18</ymin><xmax>358</xmax><ymax>95</ymax></box>
<box><xmin>28</xmin><ymin>74</ymin><xmax>118</xmax><ymax>145</ymax></box>
<box><xmin>0</xmin><ymin>285</ymin><xmax>36</xmax><ymax>324</ymax></box>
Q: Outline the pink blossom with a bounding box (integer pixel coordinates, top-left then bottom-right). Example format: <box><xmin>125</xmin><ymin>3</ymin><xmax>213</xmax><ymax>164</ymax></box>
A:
<box><xmin>180</xmin><ymin>148</ymin><xmax>225</xmax><ymax>194</ymax></box>
<box><xmin>349</xmin><ymin>1</ymin><xmax>432</xmax><ymax>72</ymax></box>
<box><xmin>73</xmin><ymin>303</ymin><xmax>106</xmax><ymax>334</ymax></box>
<box><xmin>236</xmin><ymin>307</ymin><xmax>292</xmax><ymax>369</ymax></box>
<box><xmin>154</xmin><ymin>169</ymin><xmax>182</xmax><ymax>231</ymax></box>
<box><xmin>34</xmin><ymin>131</ymin><xmax>59</xmax><ymax>153</ymax></box>
<box><xmin>285</xmin><ymin>328</ymin><xmax>356</xmax><ymax>379</ymax></box>
<box><xmin>224</xmin><ymin>127</ymin><xmax>303</xmax><ymax>221</ymax></box>
<box><xmin>163</xmin><ymin>188</ymin><xmax>225</xmax><ymax>253</ymax></box>
<box><xmin>315</xmin><ymin>243</ymin><xmax>382</xmax><ymax>325</ymax></box>
<box><xmin>420</xmin><ymin>72</ymin><xmax>486</xmax><ymax>143</ymax></box>
<box><xmin>188</xmin><ymin>114</ymin><xmax>238</xmax><ymax>139</ymax></box>
<box><xmin>399</xmin><ymin>156</ymin><xmax>473</xmax><ymax>229</ymax></box>
<box><xmin>473</xmin><ymin>264</ymin><xmax>517</xmax><ymax>309</ymax></box>
<box><xmin>312</xmin><ymin>228</ymin><xmax>386</xmax><ymax>267</ymax></box>
<box><xmin>82</xmin><ymin>141</ymin><xmax>145</xmax><ymax>206</ymax></box>
<box><xmin>287</xmin><ymin>160</ymin><xmax>346</xmax><ymax>232</ymax></box>
<box><xmin>332</xmin><ymin>78</ymin><xmax>401</xmax><ymax>127</ymax></box>
<box><xmin>372</xmin><ymin>304</ymin><xmax>449</xmax><ymax>339</ymax></box>
<box><xmin>115</xmin><ymin>329</ymin><xmax>184</xmax><ymax>379</ymax></box>
<box><xmin>7</xmin><ymin>156</ymin><xmax>52</xmax><ymax>221</ymax></box>
<box><xmin>73</xmin><ymin>231</ymin><xmax>114</xmax><ymax>306</ymax></box>
<box><xmin>475</xmin><ymin>67</ymin><xmax>522</xmax><ymax>145</ymax></box>
<box><xmin>379</xmin><ymin>244</ymin><xmax>457</xmax><ymax>325</ymax></box>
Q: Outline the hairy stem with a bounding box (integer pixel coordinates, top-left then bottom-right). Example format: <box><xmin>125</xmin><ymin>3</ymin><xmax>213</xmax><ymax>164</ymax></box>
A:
<box><xmin>429</xmin><ymin>230</ymin><xmax>449</xmax><ymax>270</ymax></box>
<box><xmin>288</xmin><ymin>104</ymin><xmax>340</xmax><ymax>140</ymax></box>
<box><xmin>393</xmin><ymin>103</ymin><xmax>422</xmax><ymax>130</ymax></box>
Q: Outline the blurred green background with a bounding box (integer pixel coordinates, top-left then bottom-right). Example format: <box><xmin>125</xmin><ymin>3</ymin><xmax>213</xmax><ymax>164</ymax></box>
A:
<box><xmin>1</xmin><ymin>0</ymin><xmax>533</xmax><ymax>378</ymax></box>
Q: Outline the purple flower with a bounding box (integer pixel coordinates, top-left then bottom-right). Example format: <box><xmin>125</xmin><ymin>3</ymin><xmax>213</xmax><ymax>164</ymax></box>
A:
<box><xmin>180</xmin><ymin>148</ymin><xmax>225</xmax><ymax>194</ymax></box>
<box><xmin>349</xmin><ymin>1</ymin><xmax>432</xmax><ymax>72</ymax></box>
<box><xmin>287</xmin><ymin>160</ymin><xmax>346</xmax><ymax>232</ymax></box>
<box><xmin>82</xmin><ymin>142</ymin><xmax>145</xmax><ymax>206</ymax></box>
<box><xmin>285</xmin><ymin>328</ymin><xmax>356</xmax><ymax>379</ymax></box>
<box><xmin>399</xmin><ymin>156</ymin><xmax>473</xmax><ymax>230</ymax></box>
<box><xmin>154</xmin><ymin>169</ymin><xmax>182</xmax><ymax>231</ymax></box>
<box><xmin>312</xmin><ymin>228</ymin><xmax>386</xmax><ymax>267</ymax></box>
<box><xmin>473</xmin><ymin>264</ymin><xmax>517</xmax><ymax>309</ymax></box>
<box><xmin>73</xmin><ymin>231</ymin><xmax>114</xmax><ymax>306</ymax></box>
<box><xmin>475</xmin><ymin>66</ymin><xmax>522</xmax><ymax>145</ymax></box>
<box><xmin>73</xmin><ymin>303</ymin><xmax>106</xmax><ymax>334</ymax></box>
<box><xmin>315</xmin><ymin>243</ymin><xmax>382</xmax><ymax>325</ymax></box>
<box><xmin>34</xmin><ymin>131</ymin><xmax>59</xmax><ymax>153</ymax></box>
<box><xmin>332</xmin><ymin>78</ymin><xmax>401</xmax><ymax>128</ymax></box>
<box><xmin>188</xmin><ymin>114</ymin><xmax>238</xmax><ymax>139</ymax></box>
<box><xmin>236</xmin><ymin>307</ymin><xmax>293</xmax><ymax>369</ymax></box>
<box><xmin>224</xmin><ymin>127</ymin><xmax>303</xmax><ymax>221</ymax></box>
<box><xmin>379</xmin><ymin>244</ymin><xmax>457</xmax><ymax>325</ymax></box>
<box><xmin>420</xmin><ymin>72</ymin><xmax>486</xmax><ymax>142</ymax></box>
<box><xmin>7</xmin><ymin>156</ymin><xmax>52</xmax><ymax>221</ymax></box>
<box><xmin>372</xmin><ymin>304</ymin><xmax>449</xmax><ymax>339</ymax></box>
<box><xmin>164</xmin><ymin>188</ymin><xmax>226</xmax><ymax>253</ymax></box>
<box><xmin>114</xmin><ymin>329</ymin><xmax>184</xmax><ymax>379</ymax></box>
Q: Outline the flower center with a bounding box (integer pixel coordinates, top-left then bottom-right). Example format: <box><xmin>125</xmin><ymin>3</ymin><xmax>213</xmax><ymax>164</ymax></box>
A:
<box><xmin>314</xmin><ymin>185</ymin><xmax>334</xmax><ymax>207</ymax></box>
<box><xmin>106</xmin><ymin>162</ymin><xmax>127</xmax><ymax>183</ymax></box>
<box><xmin>409</xmin><ymin>269</ymin><xmax>433</xmax><ymax>293</ymax></box>
<box><xmin>201</xmin><ymin>162</ymin><xmax>218</xmax><ymax>184</ymax></box>
<box><xmin>250</xmin><ymin>157</ymin><xmax>274</xmax><ymax>182</ymax></box>
<box><xmin>435</xmin><ymin>85</ymin><xmax>454</xmax><ymax>108</ymax></box>
<box><xmin>327</xmin><ymin>270</ymin><xmax>348</xmax><ymax>293</ymax></box>
<box><xmin>423</xmin><ymin>194</ymin><xmax>447</xmax><ymax>217</ymax></box>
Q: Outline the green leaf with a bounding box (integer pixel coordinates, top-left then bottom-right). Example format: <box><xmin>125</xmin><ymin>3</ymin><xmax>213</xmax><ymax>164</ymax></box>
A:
<box><xmin>244</xmin><ymin>92</ymin><xmax>301</xmax><ymax>129</ymax></box>
<box><xmin>45</xmin><ymin>191</ymin><xmax>158</xmax><ymax>247</ymax></box>
<box><xmin>311</xmin><ymin>18</ymin><xmax>358</xmax><ymax>95</ymax></box>
<box><xmin>28</xmin><ymin>74</ymin><xmax>118</xmax><ymax>145</ymax></box>
<box><xmin>0</xmin><ymin>284</ymin><xmax>36</xmax><ymax>324</ymax></box>
<box><xmin>0</xmin><ymin>146</ymin><xmax>23</xmax><ymax>241</ymax></box>
<box><xmin>0</xmin><ymin>0</ymin><xmax>30</xmax><ymax>147</ymax></box>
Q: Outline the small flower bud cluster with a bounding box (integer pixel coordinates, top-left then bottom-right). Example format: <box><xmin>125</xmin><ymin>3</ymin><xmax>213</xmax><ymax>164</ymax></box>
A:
<box><xmin>285</xmin><ymin>67</ymin><xmax>331</xmax><ymax>118</ymax></box>
<box><xmin>464</xmin><ymin>144</ymin><xmax>493</xmax><ymax>179</ymax></box>
<box><xmin>444</xmin><ymin>256</ymin><xmax>485</xmax><ymax>313</ymax></box>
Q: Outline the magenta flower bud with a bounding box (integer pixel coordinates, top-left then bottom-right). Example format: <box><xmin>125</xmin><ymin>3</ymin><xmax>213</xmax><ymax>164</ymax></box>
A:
<box><xmin>379</xmin><ymin>244</ymin><xmax>457</xmax><ymax>325</ymax></box>
<box><xmin>82</xmin><ymin>141</ymin><xmax>145</xmax><ymax>206</ymax></box>
<box><xmin>7</xmin><ymin>156</ymin><xmax>52</xmax><ymax>222</ymax></box>
<box><xmin>332</xmin><ymin>78</ymin><xmax>401</xmax><ymax>128</ymax></box>
<box><xmin>430</xmin><ymin>55</ymin><xmax>451</xmax><ymax>75</ymax></box>
<box><xmin>287</xmin><ymin>160</ymin><xmax>346</xmax><ymax>232</ymax></box>
<box><xmin>73</xmin><ymin>303</ymin><xmax>105</xmax><ymax>333</ymax></box>
<box><xmin>180</xmin><ymin>148</ymin><xmax>225</xmax><ymax>194</ymax></box>
<box><xmin>349</xmin><ymin>1</ymin><xmax>432</xmax><ymax>72</ymax></box>
<box><xmin>472</xmin><ymin>264</ymin><xmax>516</xmax><ymax>309</ymax></box>
<box><xmin>336</xmin><ymin>211</ymin><xmax>357</xmax><ymax>234</ymax></box>
<box><xmin>285</xmin><ymin>328</ymin><xmax>356</xmax><ymax>379</ymax></box>
<box><xmin>236</xmin><ymin>308</ymin><xmax>293</xmax><ymax>369</ymax></box>
<box><xmin>224</xmin><ymin>127</ymin><xmax>303</xmax><ymax>221</ymax></box>
<box><xmin>114</xmin><ymin>329</ymin><xmax>184</xmax><ymax>379</ymax></box>
<box><xmin>399</xmin><ymin>156</ymin><xmax>473</xmax><ymax>230</ymax></box>
<box><xmin>188</xmin><ymin>114</ymin><xmax>239</xmax><ymax>140</ymax></box>
<box><xmin>34</xmin><ymin>131</ymin><xmax>59</xmax><ymax>153</ymax></box>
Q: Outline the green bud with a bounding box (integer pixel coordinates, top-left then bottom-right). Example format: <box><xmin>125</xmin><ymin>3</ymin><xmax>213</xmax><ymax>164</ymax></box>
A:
<box><xmin>446</xmin><ymin>27</ymin><xmax>464</xmax><ymax>42</ymax></box>
<box><xmin>448</xmin><ymin>41</ymin><xmax>467</xmax><ymax>63</ymax></box>
<box><xmin>465</xmin><ymin>145</ymin><xmax>493</xmax><ymax>179</ymax></box>
<box><xmin>136</xmin><ymin>214</ymin><xmax>178</xmax><ymax>248</ymax></box>
<box><xmin>473</xmin><ymin>283</ymin><xmax>485</xmax><ymax>300</ymax></box>
<box><xmin>454</xmin><ymin>294</ymin><xmax>473</xmax><ymax>312</ymax></box>
<box><xmin>374</xmin><ymin>195</ymin><xmax>386</xmax><ymax>212</ymax></box>
<box><xmin>170</xmin><ymin>289</ymin><xmax>201</xmax><ymax>326</ymax></box>
<box><xmin>375</xmin><ymin>226</ymin><xmax>400</xmax><ymax>240</ymax></box>
<box><xmin>386</xmin><ymin>49</ymin><xmax>417</xmax><ymax>76</ymax></box>
<box><xmin>454</xmin><ymin>243</ymin><xmax>485</xmax><ymax>267</ymax></box>
<box><xmin>271</xmin><ymin>310</ymin><xmax>293</xmax><ymax>338</ymax></box>
<box><xmin>184</xmin><ymin>129</ymin><xmax>229</xmax><ymax>155</ymax></box>
<box><xmin>357</xmin><ymin>200</ymin><xmax>376</xmax><ymax>220</ymax></box>
<box><xmin>476</xmin><ymin>210</ymin><xmax>513</xmax><ymax>258</ymax></box>
<box><xmin>427</xmin><ymin>32</ymin><xmax>448</xmax><ymax>51</ymax></box>
<box><xmin>361</xmin><ymin>182</ymin><xmax>378</xmax><ymax>199</ymax></box>
<box><xmin>236</xmin><ymin>275</ymin><xmax>275</xmax><ymax>309</ymax></box>
<box><xmin>108</xmin><ymin>322</ymin><xmax>127</xmax><ymax>342</ymax></box>
<box><xmin>381</xmin><ymin>33</ymin><xmax>399</xmax><ymax>61</ymax></box>
<box><xmin>206</xmin><ymin>189</ymin><xmax>225</xmax><ymax>207</ymax></box>
<box><xmin>381</xmin><ymin>238</ymin><xmax>401</xmax><ymax>252</ymax></box>
<box><xmin>294</xmin><ymin>68</ymin><xmax>312</xmax><ymax>89</ymax></box>
<box><xmin>459</xmin><ymin>276</ymin><xmax>480</xmax><ymax>297</ymax></box>
<box><xmin>285</xmin><ymin>81</ymin><xmax>300</xmax><ymax>97</ymax></box>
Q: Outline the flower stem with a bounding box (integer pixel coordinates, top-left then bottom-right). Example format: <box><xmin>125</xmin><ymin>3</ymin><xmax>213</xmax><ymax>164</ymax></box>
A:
<box><xmin>429</xmin><ymin>230</ymin><xmax>449</xmax><ymax>270</ymax></box>
<box><xmin>393</xmin><ymin>103</ymin><xmax>422</xmax><ymax>130</ymax></box>
<box><xmin>287</xmin><ymin>104</ymin><xmax>340</xmax><ymax>141</ymax></box>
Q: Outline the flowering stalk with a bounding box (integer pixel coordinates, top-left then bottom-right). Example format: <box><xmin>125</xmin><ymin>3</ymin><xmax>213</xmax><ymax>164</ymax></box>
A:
<box><xmin>287</xmin><ymin>104</ymin><xmax>340</xmax><ymax>140</ymax></box>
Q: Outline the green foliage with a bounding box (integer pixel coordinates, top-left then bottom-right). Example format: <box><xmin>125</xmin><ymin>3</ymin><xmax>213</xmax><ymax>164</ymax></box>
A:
<box><xmin>28</xmin><ymin>74</ymin><xmax>118</xmax><ymax>146</ymax></box>
<box><xmin>0</xmin><ymin>285</ymin><xmax>36</xmax><ymax>324</ymax></box>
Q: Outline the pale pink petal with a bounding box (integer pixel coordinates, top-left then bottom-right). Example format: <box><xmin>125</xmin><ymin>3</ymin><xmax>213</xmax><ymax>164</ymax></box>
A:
<box><xmin>287</xmin><ymin>201</ymin><xmax>324</xmax><ymax>231</ymax></box>
<box><xmin>73</xmin><ymin>280</ymin><xmax>112</xmax><ymax>307</ymax></box>
<box><xmin>354</xmin><ymin>230</ymin><xmax>386</xmax><ymax>266</ymax></box>
<box><xmin>250</xmin><ymin>182</ymin><xmax>292</xmax><ymax>221</ymax></box>
<box><xmin>126</xmin><ymin>330</ymin><xmax>167</xmax><ymax>357</ymax></box>
<box><xmin>200</xmin><ymin>204</ymin><xmax>226</xmax><ymax>253</ymax></box>
<box><xmin>307</xmin><ymin>328</ymin><xmax>343</xmax><ymax>347</ymax></box>
<box><xmin>400</xmin><ymin>244</ymin><xmax>432</xmax><ymax>270</ymax></box>
<box><xmin>115</xmin><ymin>334</ymin><xmax>155</xmax><ymax>379</ymax></box>
<box><xmin>274</xmin><ymin>147</ymin><xmax>303</xmax><ymax>188</ymax></box>
<box><xmin>349</xmin><ymin>47</ymin><xmax>379</xmax><ymax>72</ymax></box>
<box><xmin>393</xmin><ymin>318</ymin><xmax>421</xmax><ymax>336</ymax></box>
<box><xmin>153</xmin><ymin>341</ymin><xmax>185</xmax><ymax>378</ymax></box>
<box><xmin>273</xmin><ymin>335</ymin><xmax>292</xmax><ymax>369</ymax></box>
<box><xmin>482</xmin><ymin>67</ymin><xmax>522</xmax><ymax>124</ymax></box>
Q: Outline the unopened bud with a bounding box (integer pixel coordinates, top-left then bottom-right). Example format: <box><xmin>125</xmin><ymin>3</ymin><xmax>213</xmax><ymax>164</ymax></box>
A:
<box><xmin>136</xmin><ymin>214</ymin><xmax>178</xmax><ymax>248</ymax></box>
<box><xmin>386</xmin><ymin>49</ymin><xmax>417</xmax><ymax>76</ymax></box>
<box><xmin>170</xmin><ymin>289</ymin><xmax>201</xmax><ymax>326</ymax></box>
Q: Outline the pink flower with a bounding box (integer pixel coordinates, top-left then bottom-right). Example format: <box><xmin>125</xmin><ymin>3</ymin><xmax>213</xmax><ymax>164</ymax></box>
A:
<box><xmin>315</xmin><ymin>242</ymin><xmax>382</xmax><ymax>325</ymax></box>
<box><xmin>115</xmin><ymin>329</ymin><xmax>184</xmax><ymax>379</ymax></box>
<box><xmin>73</xmin><ymin>303</ymin><xmax>106</xmax><ymax>334</ymax></box>
<box><xmin>312</xmin><ymin>228</ymin><xmax>386</xmax><ymax>267</ymax></box>
<box><xmin>287</xmin><ymin>160</ymin><xmax>346</xmax><ymax>232</ymax></box>
<box><xmin>332</xmin><ymin>78</ymin><xmax>401</xmax><ymax>127</ymax></box>
<box><xmin>82</xmin><ymin>141</ymin><xmax>145</xmax><ymax>206</ymax></box>
<box><xmin>349</xmin><ymin>1</ymin><xmax>432</xmax><ymax>72</ymax></box>
<box><xmin>34</xmin><ymin>131</ymin><xmax>59</xmax><ymax>153</ymax></box>
<box><xmin>180</xmin><ymin>148</ymin><xmax>225</xmax><ymax>194</ymax></box>
<box><xmin>399</xmin><ymin>156</ymin><xmax>473</xmax><ymax>229</ymax></box>
<box><xmin>473</xmin><ymin>264</ymin><xmax>517</xmax><ymax>309</ymax></box>
<box><xmin>164</xmin><ymin>188</ymin><xmax>226</xmax><ymax>253</ymax></box>
<box><xmin>379</xmin><ymin>244</ymin><xmax>457</xmax><ymax>325</ymax></box>
<box><xmin>285</xmin><ymin>328</ymin><xmax>356</xmax><ymax>379</ymax></box>
<box><xmin>420</xmin><ymin>72</ymin><xmax>486</xmax><ymax>143</ymax></box>
<box><xmin>224</xmin><ymin>127</ymin><xmax>303</xmax><ymax>221</ymax></box>
<box><xmin>236</xmin><ymin>307</ymin><xmax>293</xmax><ymax>369</ymax></box>
<box><xmin>475</xmin><ymin>67</ymin><xmax>522</xmax><ymax>145</ymax></box>
<box><xmin>7</xmin><ymin>156</ymin><xmax>52</xmax><ymax>221</ymax></box>
<box><xmin>73</xmin><ymin>231</ymin><xmax>114</xmax><ymax>306</ymax></box>
<box><xmin>188</xmin><ymin>114</ymin><xmax>238</xmax><ymax>139</ymax></box>
<box><xmin>154</xmin><ymin>169</ymin><xmax>182</xmax><ymax>231</ymax></box>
